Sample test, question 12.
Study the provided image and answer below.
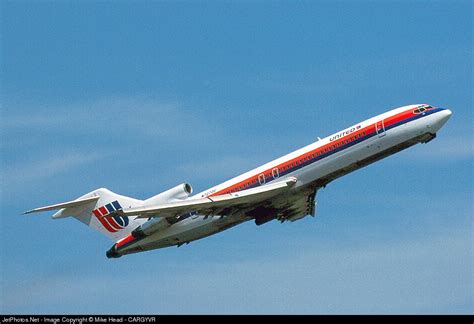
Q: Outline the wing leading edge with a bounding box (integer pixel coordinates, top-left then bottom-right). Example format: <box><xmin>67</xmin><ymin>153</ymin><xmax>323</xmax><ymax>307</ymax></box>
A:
<box><xmin>114</xmin><ymin>177</ymin><xmax>298</xmax><ymax>219</ymax></box>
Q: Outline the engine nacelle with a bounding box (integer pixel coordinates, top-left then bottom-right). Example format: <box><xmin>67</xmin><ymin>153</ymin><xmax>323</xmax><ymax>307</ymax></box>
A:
<box><xmin>131</xmin><ymin>183</ymin><xmax>193</xmax><ymax>237</ymax></box>
<box><xmin>144</xmin><ymin>183</ymin><xmax>193</xmax><ymax>205</ymax></box>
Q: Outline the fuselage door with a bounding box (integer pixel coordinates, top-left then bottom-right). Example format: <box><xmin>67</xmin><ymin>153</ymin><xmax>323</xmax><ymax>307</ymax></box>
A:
<box><xmin>375</xmin><ymin>120</ymin><xmax>386</xmax><ymax>137</ymax></box>
<box><xmin>258</xmin><ymin>173</ymin><xmax>266</xmax><ymax>185</ymax></box>
<box><xmin>272</xmin><ymin>167</ymin><xmax>280</xmax><ymax>179</ymax></box>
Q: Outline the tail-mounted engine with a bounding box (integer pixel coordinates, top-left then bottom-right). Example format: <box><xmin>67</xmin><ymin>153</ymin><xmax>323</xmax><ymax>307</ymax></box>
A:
<box><xmin>144</xmin><ymin>183</ymin><xmax>193</xmax><ymax>205</ymax></box>
<box><xmin>128</xmin><ymin>183</ymin><xmax>194</xmax><ymax>238</ymax></box>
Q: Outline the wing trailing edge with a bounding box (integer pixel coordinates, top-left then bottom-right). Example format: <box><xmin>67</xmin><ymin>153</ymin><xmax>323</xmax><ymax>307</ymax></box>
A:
<box><xmin>116</xmin><ymin>177</ymin><xmax>298</xmax><ymax>219</ymax></box>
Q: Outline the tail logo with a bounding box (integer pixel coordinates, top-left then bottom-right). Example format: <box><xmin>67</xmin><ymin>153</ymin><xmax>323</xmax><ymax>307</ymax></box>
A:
<box><xmin>92</xmin><ymin>201</ymin><xmax>129</xmax><ymax>233</ymax></box>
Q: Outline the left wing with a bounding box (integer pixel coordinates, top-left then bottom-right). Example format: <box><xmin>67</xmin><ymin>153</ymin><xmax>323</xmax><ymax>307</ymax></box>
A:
<box><xmin>115</xmin><ymin>177</ymin><xmax>297</xmax><ymax>219</ymax></box>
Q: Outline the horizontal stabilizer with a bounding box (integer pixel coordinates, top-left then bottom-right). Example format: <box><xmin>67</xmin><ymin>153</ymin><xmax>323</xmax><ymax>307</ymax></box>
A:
<box><xmin>23</xmin><ymin>196</ymin><xmax>100</xmax><ymax>215</ymax></box>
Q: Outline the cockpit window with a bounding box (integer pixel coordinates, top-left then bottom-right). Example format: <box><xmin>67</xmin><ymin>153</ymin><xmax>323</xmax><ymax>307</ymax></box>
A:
<box><xmin>413</xmin><ymin>106</ymin><xmax>431</xmax><ymax>114</ymax></box>
<box><xmin>414</xmin><ymin>104</ymin><xmax>433</xmax><ymax>114</ymax></box>
<box><xmin>414</xmin><ymin>107</ymin><xmax>424</xmax><ymax>114</ymax></box>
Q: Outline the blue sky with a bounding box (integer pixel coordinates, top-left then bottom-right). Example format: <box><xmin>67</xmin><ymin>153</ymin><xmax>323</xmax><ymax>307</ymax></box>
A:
<box><xmin>1</xmin><ymin>0</ymin><xmax>472</xmax><ymax>314</ymax></box>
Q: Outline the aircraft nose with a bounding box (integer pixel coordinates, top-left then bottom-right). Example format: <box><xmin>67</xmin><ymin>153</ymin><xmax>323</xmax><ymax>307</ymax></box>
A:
<box><xmin>438</xmin><ymin>108</ymin><xmax>452</xmax><ymax>125</ymax></box>
<box><xmin>430</xmin><ymin>108</ymin><xmax>452</xmax><ymax>132</ymax></box>
<box><xmin>441</xmin><ymin>109</ymin><xmax>452</xmax><ymax>121</ymax></box>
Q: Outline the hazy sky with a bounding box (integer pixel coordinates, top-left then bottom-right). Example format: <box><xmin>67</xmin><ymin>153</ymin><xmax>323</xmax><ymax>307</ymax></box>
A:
<box><xmin>1</xmin><ymin>0</ymin><xmax>472</xmax><ymax>314</ymax></box>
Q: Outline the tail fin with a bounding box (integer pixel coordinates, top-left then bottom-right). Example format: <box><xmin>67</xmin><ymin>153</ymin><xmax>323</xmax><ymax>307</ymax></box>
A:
<box><xmin>25</xmin><ymin>188</ymin><xmax>147</xmax><ymax>241</ymax></box>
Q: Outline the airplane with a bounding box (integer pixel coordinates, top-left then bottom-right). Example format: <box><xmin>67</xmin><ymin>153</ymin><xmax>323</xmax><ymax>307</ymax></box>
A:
<box><xmin>24</xmin><ymin>104</ymin><xmax>452</xmax><ymax>258</ymax></box>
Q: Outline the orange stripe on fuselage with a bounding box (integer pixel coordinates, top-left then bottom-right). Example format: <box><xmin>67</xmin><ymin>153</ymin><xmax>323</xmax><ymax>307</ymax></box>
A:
<box><xmin>209</xmin><ymin>107</ymin><xmax>418</xmax><ymax>197</ymax></box>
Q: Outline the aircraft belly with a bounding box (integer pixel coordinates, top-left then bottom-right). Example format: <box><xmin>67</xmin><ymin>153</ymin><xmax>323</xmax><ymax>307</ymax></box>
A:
<box><xmin>126</xmin><ymin>214</ymin><xmax>248</xmax><ymax>252</ymax></box>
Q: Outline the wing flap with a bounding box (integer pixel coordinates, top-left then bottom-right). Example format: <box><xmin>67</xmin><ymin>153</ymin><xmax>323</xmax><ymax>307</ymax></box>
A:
<box><xmin>278</xmin><ymin>190</ymin><xmax>317</xmax><ymax>222</ymax></box>
<box><xmin>117</xmin><ymin>177</ymin><xmax>297</xmax><ymax>219</ymax></box>
<box><xmin>23</xmin><ymin>196</ymin><xmax>100</xmax><ymax>214</ymax></box>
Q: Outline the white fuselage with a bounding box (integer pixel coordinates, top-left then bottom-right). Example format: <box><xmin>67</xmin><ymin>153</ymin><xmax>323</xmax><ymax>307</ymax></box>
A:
<box><xmin>118</xmin><ymin>105</ymin><xmax>451</xmax><ymax>255</ymax></box>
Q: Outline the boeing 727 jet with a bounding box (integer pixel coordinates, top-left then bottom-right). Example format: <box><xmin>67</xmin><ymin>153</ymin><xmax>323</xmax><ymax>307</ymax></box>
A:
<box><xmin>24</xmin><ymin>104</ymin><xmax>452</xmax><ymax>258</ymax></box>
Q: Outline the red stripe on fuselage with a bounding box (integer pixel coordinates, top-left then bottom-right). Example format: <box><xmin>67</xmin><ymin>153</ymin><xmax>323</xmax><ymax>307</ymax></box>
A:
<box><xmin>384</xmin><ymin>109</ymin><xmax>414</xmax><ymax>128</ymax></box>
<box><xmin>116</xmin><ymin>234</ymin><xmax>135</xmax><ymax>248</ymax></box>
<box><xmin>209</xmin><ymin>107</ymin><xmax>419</xmax><ymax>197</ymax></box>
